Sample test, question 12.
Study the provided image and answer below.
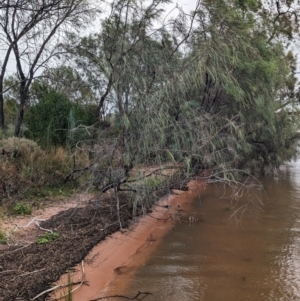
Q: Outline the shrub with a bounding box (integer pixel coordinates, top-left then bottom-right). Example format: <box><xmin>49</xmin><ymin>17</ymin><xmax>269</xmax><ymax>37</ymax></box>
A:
<box><xmin>25</xmin><ymin>91</ymin><xmax>95</xmax><ymax>147</ymax></box>
<box><xmin>0</xmin><ymin>137</ymin><xmax>74</xmax><ymax>204</ymax></box>
<box><xmin>0</xmin><ymin>230</ymin><xmax>7</xmax><ymax>244</ymax></box>
<box><xmin>0</xmin><ymin>124</ymin><xmax>15</xmax><ymax>140</ymax></box>
<box><xmin>12</xmin><ymin>202</ymin><xmax>32</xmax><ymax>215</ymax></box>
<box><xmin>0</xmin><ymin>137</ymin><xmax>44</xmax><ymax>166</ymax></box>
<box><xmin>37</xmin><ymin>232</ymin><xmax>59</xmax><ymax>244</ymax></box>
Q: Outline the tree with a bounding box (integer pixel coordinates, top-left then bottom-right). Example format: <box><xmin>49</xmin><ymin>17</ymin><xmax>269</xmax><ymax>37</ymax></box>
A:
<box><xmin>25</xmin><ymin>90</ymin><xmax>93</xmax><ymax>146</ymax></box>
<box><xmin>64</xmin><ymin>0</ymin><xmax>175</xmax><ymax>124</ymax></box>
<box><xmin>0</xmin><ymin>0</ymin><xmax>97</xmax><ymax>135</ymax></box>
<box><xmin>30</xmin><ymin>66</ymin><xmax>95</xmax><ymax>105</ymax></box>
<box><xmin>124</xmin><ymin>0</ymin><xmax>300</xmax><ymax>173</ymax></box>
<box><xmin>63</xmin><ymin>0</ymin><xmax>300</xmax><ymax>205</ymax></box>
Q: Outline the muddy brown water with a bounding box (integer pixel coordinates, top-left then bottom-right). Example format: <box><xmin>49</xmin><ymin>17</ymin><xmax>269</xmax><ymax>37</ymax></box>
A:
<box><xmin>102</xmin><ymin>160</ymin><xmax>300</xmax><ymax>301</ymax></box>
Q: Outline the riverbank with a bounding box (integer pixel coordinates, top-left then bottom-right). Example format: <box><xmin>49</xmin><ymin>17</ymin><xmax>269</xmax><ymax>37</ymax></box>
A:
<box><xmin>51</xmin><ymin>179</ymin><xmax>206</xmax><ymax>301</ymax></box>
<box><xmin>0</xmin><ymin>176</ymin><xmax>205</xmax><ymax>301</ymax></box>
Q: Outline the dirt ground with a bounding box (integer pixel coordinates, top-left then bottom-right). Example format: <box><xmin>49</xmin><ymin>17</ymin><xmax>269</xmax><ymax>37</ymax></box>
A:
<box><xmin>0</xmin><ymin>177</ymin><xmax>191</xmax><ymax>301</ymax></box>
<box><xmin>0</xmin><ymin>196</ymin><xmax>133</xmax><ymax>301</ymax></box>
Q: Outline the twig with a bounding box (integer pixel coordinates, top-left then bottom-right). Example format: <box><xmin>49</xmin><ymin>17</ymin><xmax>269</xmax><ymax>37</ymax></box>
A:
<box><xmin>0</xmin><ymin>244</ymin><xmax>30</xmax><ymax>258</ymax></box>
<box><xmin>90</xmin><ymin>291</ymin><xmax>153</xmax><ymax>301</ymax></box>
<box><xmin>100</xmin><ymin>221</ymin><xmax>119</xmax><ymax>231</ymax></box>
<box><xmin>30</xmin><ymin>281</ymin><xmax>88</xmax><ymax>301</ymax></box>
<box><xmin>13</xmin><ymin>218</ymin><xmax>53</xmax><ymax>233</ymax></box>
<box><xmin>51</xmin><ymin>260</ymin><xmax>87</xmax><ymax>301</ymax></box>
<box><xmin>148</xmin><ymin>214</ymin><xmax>172</xmax><ymax>221</ymax></box>
<box><xmin>0</xmin><ymin>269</ymin><xmax>17</xmax><ymax>274</ymax></box>
<box><xmin>31</xmin><ymin>285</ymin><xmax>61</xmax><ymax>300</ymax></box>
<box><xmin>18</xmin><ymin>268</ymin><xmax>45</xmax><ymax>277</ymax></box>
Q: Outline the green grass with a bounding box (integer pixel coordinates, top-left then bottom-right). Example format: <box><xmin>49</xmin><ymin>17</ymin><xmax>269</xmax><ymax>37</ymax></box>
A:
<box><xmin>65</xmin><ymin>272</ymin><xmax>73</xmax><ymax>301</ymax></box>
<box><xmin>28</xmin><ymin>185</ymin><xmax>74</xmax><ymax>199</ymax></box>
<box><xmin>0</xmin><ymin>230</ymin><xmax>7</xmax><ymax>245</ymax></box>
<box><xmin>37</xmin><ymin>232</ymin><xmax>59</xmax><ymax>244</ymax></box>
<box><xmin>12</xmin><ymin>202</ymin><xmax>32</xmax><ymax>215</ymax></box>
<box><xmin>143</xmin><ymin>176</ymin><xmax>164</xmax><ymax>187</ymax></box>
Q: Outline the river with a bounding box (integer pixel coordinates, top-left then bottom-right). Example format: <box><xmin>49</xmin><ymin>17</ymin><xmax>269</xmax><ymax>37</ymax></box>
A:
<box><xmin>105</xmin><ymin>160</ymin><xmax>300</xmax><ymax>301</ymax></box>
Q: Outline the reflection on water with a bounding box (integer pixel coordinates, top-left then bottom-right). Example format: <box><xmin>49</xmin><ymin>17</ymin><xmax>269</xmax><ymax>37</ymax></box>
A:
<box><xmin>107</xmin><ymin>159</ymin><xmax>300</xmax><ymax>301</ymax></box>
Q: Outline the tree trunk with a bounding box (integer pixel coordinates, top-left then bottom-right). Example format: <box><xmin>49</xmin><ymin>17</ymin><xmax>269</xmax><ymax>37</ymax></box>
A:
<box><xmin>14</xmin><ymin>82</ymin><xmax>27</xmax><ymax>137</ymax></box>
<box><xmin>0</xmin><ymin>86</ymin><xmax>4</xmax><ymax>129</ymax></box>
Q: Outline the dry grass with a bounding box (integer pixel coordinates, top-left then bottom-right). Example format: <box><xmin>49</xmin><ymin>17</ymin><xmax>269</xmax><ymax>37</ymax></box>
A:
<box><xmin>0</xmin><ymin>138</ymin><xmax>85</xmax><ymax>206</ymax></box>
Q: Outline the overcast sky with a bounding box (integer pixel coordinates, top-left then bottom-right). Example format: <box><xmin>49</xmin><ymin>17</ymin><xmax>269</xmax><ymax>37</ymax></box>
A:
<box><xmin>4</xmin><ymin>0</ymin><xmax>299</xmax><ymax>76</ymax></box>
<box><xmin>4</xmin><ymin>0</ymin><xmax>198</xmax><ymax>77</ymax></box>
<box><xmin>165</xmin><ymin>0</ymin><xmax>197</xmax><ymax>13</ymax></box>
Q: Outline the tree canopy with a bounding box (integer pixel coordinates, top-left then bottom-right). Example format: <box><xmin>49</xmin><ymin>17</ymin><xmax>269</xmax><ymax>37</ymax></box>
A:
<box><xmin>1</xmin><ymin>0</ymin><xmax>300</xmax><ymax>182</ymax></box>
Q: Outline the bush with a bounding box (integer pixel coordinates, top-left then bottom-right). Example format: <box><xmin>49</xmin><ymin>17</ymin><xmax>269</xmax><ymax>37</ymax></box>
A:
<box><xmin>0</xmin><ymin>137</ymin><xmax>75</xmax><ymax>205</ymax></box>
<box><xmin>0</xmin><ymin>230</ymin><xmax>7</xmax><ymax>245</ymax></box>
<box><xmin>12</xmin><ymin>202</ymin><xmax>32</xmax><ymax>215</ymax></box>
<box><xmin>37</xmin><ymin>232</ymin><xmax>59</xmax><ymax>244</ymax></box>
<box><xmin>25</xmin><ymin>91</ymin><xmax>93</xmax><ymax>147</ymax></box>
<box><xmin>3</xmin><ymin>98</ymin><xmax>18</xmax><ymax>125</ymax></box>
<box><xmin>0</xmin><ymin>137</ymin><xmax>44</xmax><ymax>166</ymax></box>
<box><xmin>0</xmin><ymin>124</ymin><xmax>15</xmax><ymax>140</ymax></box>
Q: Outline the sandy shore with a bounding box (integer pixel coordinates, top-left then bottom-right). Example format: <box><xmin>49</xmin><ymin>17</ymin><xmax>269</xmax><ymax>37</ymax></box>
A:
<box><xmin>51</xmin><ymin>179</ymin><xmax>206</xmax><ymax>301</ymax></box>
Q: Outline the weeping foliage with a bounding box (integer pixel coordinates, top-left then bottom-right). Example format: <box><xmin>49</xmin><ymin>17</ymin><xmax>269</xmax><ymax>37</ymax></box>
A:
<box><xmin>121</xmin><ymin>0</ymin><xmax>300</xmax><ymax>176</ymax></box>
<box><xmin>64</xmin><ymin>0</ymin><xmax>300</xmax><ymax>208</ymax></box>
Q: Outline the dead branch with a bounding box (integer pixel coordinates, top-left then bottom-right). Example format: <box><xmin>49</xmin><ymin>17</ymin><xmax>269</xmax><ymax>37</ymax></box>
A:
<box><xmin>13</xmin><ymin>218</ymin><xmax>53</xmax><ymax>233</ymax></box>
<box><xmin>18</xmin><ymin>268</ymin><xmax>45</xmax><ymax>277</ymax></box>
<box><xmin>90</xmin><ymin>291</ymin><xmax>153</xmax><ymax>301</ymax></box>
<box><xmin>127</xmin><ymin>166</ymin><xmax>180</xmax><ymax>183</ymax></box>
<box><xmin>52</xmin><ymin>260</ymin><xmax>87</xmax><ymax>301</ymax></box>
<box><xmin>0</xmin><ymin>244</ymin><xmax>30</xmax><ymax>258</ymax></box>
<box><xmin>31</xmin><ymin>261</ymin><xmax>87</xmax><ymax>301</ymax></box>
<box><xmin>148</xmin><ymin>214</ymin><xmax>172</xmax><ymax>221</ymax></box>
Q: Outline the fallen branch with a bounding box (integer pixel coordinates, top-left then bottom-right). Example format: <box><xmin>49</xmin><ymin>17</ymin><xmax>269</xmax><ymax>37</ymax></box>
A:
<box><xmin>127</xmin><ymin>166</ymin><xmax>179</xmax><ymax>183</ymax></box>
<box><xmin>19</xmin><ymin>268</ymin><xmax>45</xmax><ymax>277</ymax></box>
<box><xmin>16</xmin><ymin>218</ymin><xmax>46</xmax><ymax>229</ymax></box>
<box><xmin>30</xmin><ymin>280</ymin><xmax>88</xmax><ymax>301</ymax></box>
<box><xmin>52</xmin><ymin>260</ymin><xmax>87</xmax><ymax>301</ymax></box>
<box><xmin>13</xmin><ymin>218</ymin><xmax>53</xmax><ymax>234</ymax></box>
<box><xmin>90</xmin><ymin>291</ymin><xmax>153</xmax><ymax>301</ymax></box>
<box><xmin>148</xmin><ymin>214</ymin><xmax>172</xmax><ymax>221</ymax></box>
<box><xmin>0</xmin><ymin>244</ymin><xmax>30</xmax><ymax>258</ymax></box>
<box><xmin>0</xmin><ymin>269</ymin><xmax>17</xmax><ymax>274</ymax></box>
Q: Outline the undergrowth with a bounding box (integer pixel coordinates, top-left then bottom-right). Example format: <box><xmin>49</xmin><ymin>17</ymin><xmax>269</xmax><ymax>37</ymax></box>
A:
<box><xmin>12</xmin><ymin>202</ymin><xmax>32</xmax><ymax>215</ymax></box>
<box><xmin>0</xmin><ymin>137</ymin><xmax>88</xmax><ymax>208</ymax></box>
<box><xmin>0</xmin><ymin>230</ymin><xmax>7</xmax><ymax>245</ymax></box>
<box><xmin>37</xmin><ymin>232</ymin><xmax>60</xmax><ymax>244</ymax></box>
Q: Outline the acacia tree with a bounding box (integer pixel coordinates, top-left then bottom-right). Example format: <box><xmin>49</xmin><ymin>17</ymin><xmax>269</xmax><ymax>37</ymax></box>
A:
<box><xmin>0</xmin><ymin>0</ymin><xmax>97</xmax><ymax>135</ymax></box>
